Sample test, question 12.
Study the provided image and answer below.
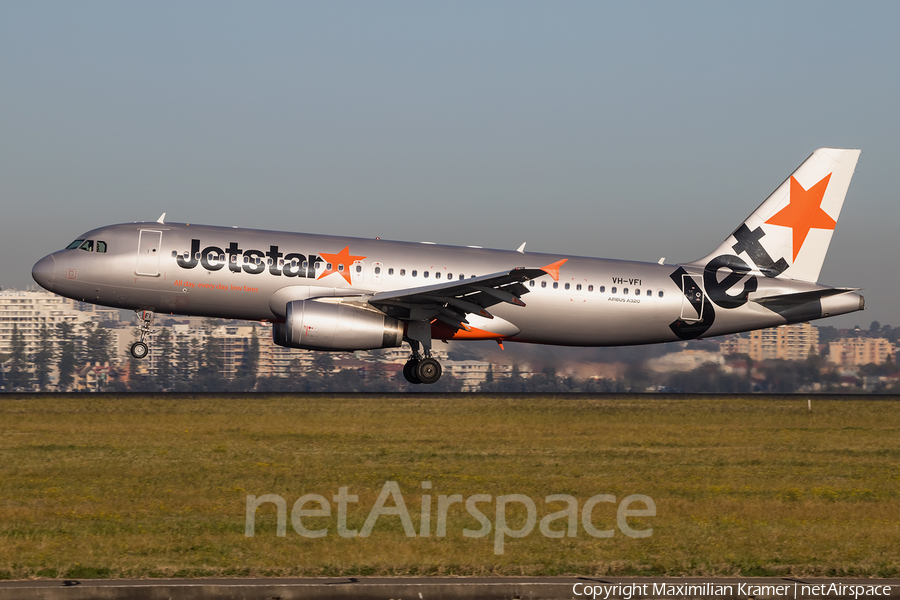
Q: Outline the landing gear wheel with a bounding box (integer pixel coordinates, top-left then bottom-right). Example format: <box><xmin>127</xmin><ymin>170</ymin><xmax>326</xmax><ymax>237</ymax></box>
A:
<box><xmin>416</xmin><ymin>357</ymin><xmax>442</xmax><ymax>385</ymax></box>
<box><xmin>130</xmin><ymin>341</ymin><xmax>149</xmax><ymax>359</ymax></box>
<box><xmin>403</xmin><ymin>360</ymin><xmax>421</xmax><ymax>384</ymax></box>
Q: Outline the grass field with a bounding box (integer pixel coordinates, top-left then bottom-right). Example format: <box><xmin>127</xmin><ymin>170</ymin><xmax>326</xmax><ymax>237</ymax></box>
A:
<box><xmin>0</xmin><ymin>393</ymin><xmax>898</xmax><ymax>579</ymax></box>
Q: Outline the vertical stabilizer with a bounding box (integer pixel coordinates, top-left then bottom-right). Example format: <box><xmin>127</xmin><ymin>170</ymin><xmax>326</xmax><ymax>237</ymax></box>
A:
<box><xmin>692</xmin><ymin>148</ymin><xmax>860</xmax><ymax>283</ymax></box>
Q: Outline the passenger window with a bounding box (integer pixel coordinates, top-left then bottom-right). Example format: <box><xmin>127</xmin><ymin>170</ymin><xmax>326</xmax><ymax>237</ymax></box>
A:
<box><xmin>195</xmin><ymin>252</ymin><xmax>201</xmax><ymax>260</ymax></box>
<box><xmin>97</xmin><ymin>241</ymin><xmax>107</xmax><ymax>253</ymax></box>
<box><xmin>171</xmin><ymin>250</ymin><xmax>178</xmax><ymax>258</ymax></box>
<box><xmin>375</xmin><ymin>266</ymin><xmax>381</xmax><ymax>275</ymax></box>
<box><xmin>356</xmin><ymin>265</ymin><xmax>362</xmax><ymax>273</ymax></box>
<box><xmin>564</xmin><ymin>283</ymin><xmax>570</xmax><ymax>290</ymax></box>
<box><xmin>388</xmin><ymin>268</ymin><xmax>394</xmax><ymax>275</ymax></box>
<box><xmin>646</xmin><ymin>290</ymin><xmax>652</xmax><ymax>297</ymax></box>
<box><xmin>588</xmin><ymin>285</ymin><xmax>593</xmax><ymax>292</ymax></box>
<box><xmin>423</xmin><ymin>271</ymin><xmax>429</xmax><ymax>278</ymax></box>
<box><xmin>79</xmin><ymin>240</ymin><xmax>93</xmax><ymax>252</ymax></box>
<box><xmin>435</xmin><ymin>272</ymin><xmax>441</xmax><ymax>279</ymax></box>
<box><xmin>635</xmin><ymin>288</ymin><xmax>640</xmax><ymax>296</ymax></box>
<box><xmin>400</xmin><ymin>269</ymin><xmax>406</xmax><ymax>276</ymax></box>
<box><xmin>459</xmin><ymin>274</ymin><xmax>464</xmax><ymax>280</ymax></box>
<box><xmin>611</xmin><ymin>287</ymin><xmax>617</xmax><ymax>294</ymax></box>
<box><xmin>338</xmin><ymin>264</ymin><xmax>344</xmax><ymax>272</ymax></box>
<box><xmin>302</xmin><ymin>261</ymin><xmax>308</xmax><ymax>268</ymax></box>
<box><xmin>553</xmin><ymin>282</ymin><xmax>559</xmax><ymax>289</ymax></box>
<box><xmin>66</xmin><ymin>240</ymin><xmax>85</xmax><ymax>250</ymax></box>
<box><xmin>412</xmin><ymin>270</ymin><xmax>418</xmax><ymax>277</ymax></box>
<box><xmin>447</xmin><ymin>273</ymin><xmax>452</xmax><ymax>279</ymax></box>
<box><xmin>529</xmin><ymin>281</ymin><xmax>535</xmax><ymax>287</ymax></box>
<box><xmin>600</xmin><ymin>286</ymin><xmax>605</xmax><ymax>293</ymax></box>
<box><xmin>315</xmin><ymin>262</ymin><xmax>322</xmax><ymax>269</ymax></box>
<box><xmin>623</xmin><ymin>288</ymin><xmax>628</xmax><ymax>295</ymax></box>
<box><xmin>658</xmin><ymin>290</ymin><xmax>664</xmax><ymax>298</ymax></box>
<box><xmin>327</xmin><ymin>263</ymin><xmax>333</xmax><ymax>270</ymax></box>
<box><xmin>278</xmin><ymin>259</ymin><xmax>284</xmax><ymax>267</ymax></box>
<box><xmin>243</xmin><ymin>256</ymin><xmax>250</xmax><ymax>264</ymax></box>
<box><xmin>576</xmin><ymin>284</ymin><xmax>582</xmax><ymax>291</ymax></box>
<box><xmin>541</xmin><ymin>281</ymin><xmax>547</xmax><ymax>288</ymax></box>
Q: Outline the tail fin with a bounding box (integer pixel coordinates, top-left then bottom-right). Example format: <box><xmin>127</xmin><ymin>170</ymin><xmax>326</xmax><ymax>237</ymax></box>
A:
<box><xmin>692</xmin><ymin>148</ymin><xmax>860</xmax><ymax>283</ymax></box>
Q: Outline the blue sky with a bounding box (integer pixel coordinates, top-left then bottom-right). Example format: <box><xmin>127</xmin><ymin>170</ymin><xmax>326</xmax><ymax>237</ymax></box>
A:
<box><xmin>2</xmin><ymin>2</ymin><xmax>898</xmax><ymax>328</ymax></box>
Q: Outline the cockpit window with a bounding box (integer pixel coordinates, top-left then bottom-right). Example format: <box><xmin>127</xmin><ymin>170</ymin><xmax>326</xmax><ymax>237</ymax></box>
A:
<box><xmin>66</xmin><ymin>240</ymin><xmax>85</xmax><ymax>250</ymax></box>
<box><xmin>79</xmin><ymin>240</ymin><xmax>94</xmax><ymax>252</ymax></box>
<box><xmin>97</xmin><ymin>241</ymin><xmax>107</xmax><ymax>253</ymax></box>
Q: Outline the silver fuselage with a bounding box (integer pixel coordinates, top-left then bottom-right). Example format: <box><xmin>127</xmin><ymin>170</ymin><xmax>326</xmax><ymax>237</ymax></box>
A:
<box><xmin>31</xmin><ymin>222</ymin><xmax>863</xmax><ymax>347</ymax></box>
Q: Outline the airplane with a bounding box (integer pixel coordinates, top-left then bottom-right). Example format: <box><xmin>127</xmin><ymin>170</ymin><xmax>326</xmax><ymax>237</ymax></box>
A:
<box><xmin>32</xmin><ymin>148</ymin><xmax>864</xmax><ymax>385</ymax></box>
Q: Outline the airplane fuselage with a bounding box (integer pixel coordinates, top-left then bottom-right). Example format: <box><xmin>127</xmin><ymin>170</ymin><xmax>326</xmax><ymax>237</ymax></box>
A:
<box><xmin>31</xmin><ymin>221</ymin><xmax>863</xmax><ymax>348</ymax></box>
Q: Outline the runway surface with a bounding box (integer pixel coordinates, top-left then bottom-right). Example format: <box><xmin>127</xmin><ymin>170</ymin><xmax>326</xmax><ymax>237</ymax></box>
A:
<box><xmin>1</xmin><ymin>576</ymin><xmax>897</xmax><ymax>600</ymax></box>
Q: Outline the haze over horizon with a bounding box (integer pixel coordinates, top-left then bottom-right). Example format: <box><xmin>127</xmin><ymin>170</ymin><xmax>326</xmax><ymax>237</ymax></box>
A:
<box><xmin>2</xmin><ymin>2</ymin><xmax>898</xmax><ymax>329</ymax></box>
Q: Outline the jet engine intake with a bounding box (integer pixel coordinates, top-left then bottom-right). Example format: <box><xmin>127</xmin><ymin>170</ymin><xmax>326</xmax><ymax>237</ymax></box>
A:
<box><xmin>274</xmin><ymin>300</ymin><xmax>404</xmax><ymax>350</ymax></box>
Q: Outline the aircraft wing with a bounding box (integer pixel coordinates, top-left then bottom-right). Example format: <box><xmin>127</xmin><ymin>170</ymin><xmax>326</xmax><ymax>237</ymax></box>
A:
<box><xmin>367</xmin><ymin>260</ymin><xmax>565</xmax><ymax>330</ymax></box>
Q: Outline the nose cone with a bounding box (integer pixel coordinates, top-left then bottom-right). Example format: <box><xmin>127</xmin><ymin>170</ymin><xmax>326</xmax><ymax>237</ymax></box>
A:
<box><xmin>32</xmin><ymin>254</ymin><xmax>56</xmax><ymax>291</ymax></box>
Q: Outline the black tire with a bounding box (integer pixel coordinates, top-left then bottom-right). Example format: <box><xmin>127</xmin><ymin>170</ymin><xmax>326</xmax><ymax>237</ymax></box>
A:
<box><xmin>403</xmin><ymin>360</ymin><xmax>421</xmax><ymax>384</ymax></box>
<box><xmin>130</xmin><ymin>341</ymin><xmax>149</xmax><ymax>359</ymax></box>
<box><xmin>416</xmin><ymin>357</ymin><xmax>442</xmax><ymax>384</ymax></box>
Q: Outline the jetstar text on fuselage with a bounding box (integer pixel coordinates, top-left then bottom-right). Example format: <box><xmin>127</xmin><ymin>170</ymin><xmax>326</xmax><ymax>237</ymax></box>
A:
<box><xmin>175</xmin><ymin>239</ymin><xmax>361</xmax><ymax>281</ymax></box>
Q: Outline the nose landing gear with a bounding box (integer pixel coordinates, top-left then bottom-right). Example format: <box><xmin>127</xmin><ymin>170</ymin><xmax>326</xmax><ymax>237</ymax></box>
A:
<box><xmin>130</xmin><ymin>341</ymin><xmax>149</xmax><ymax>359</ymax></box>
<box><xmin>129</xmin><ymin>310</ymin><xmax>154</xmax><ymax>359</ymax></box>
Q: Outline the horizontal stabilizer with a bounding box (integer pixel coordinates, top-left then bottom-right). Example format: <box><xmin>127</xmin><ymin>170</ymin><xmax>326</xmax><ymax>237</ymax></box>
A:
<box><xmin>753</xmin><ymin>287</ymin><xmax>860</xmax><ymax>307</ymax></box>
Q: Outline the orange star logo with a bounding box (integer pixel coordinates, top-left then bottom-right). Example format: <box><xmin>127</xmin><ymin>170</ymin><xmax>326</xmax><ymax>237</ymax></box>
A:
<box><xmin>317</xmin><ymin>246</ymin><xmax>367</xmax><ymax>284</ymax></box>
<box><xmin>765</xmin><ymin>173</ymin><xmax>835</xmax><ymax>261</ymax></box>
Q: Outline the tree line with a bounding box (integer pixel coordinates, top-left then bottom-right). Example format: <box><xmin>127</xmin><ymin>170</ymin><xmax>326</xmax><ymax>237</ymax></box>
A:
<box><xmin>2</xmin><ymin>319</ymin><xmax>896</xmax><ymax>393</ymax></box>
<box><xmin>2</xmin><ymin>321</ymin><xmax>112</xmax><ymax>391</ymax></box>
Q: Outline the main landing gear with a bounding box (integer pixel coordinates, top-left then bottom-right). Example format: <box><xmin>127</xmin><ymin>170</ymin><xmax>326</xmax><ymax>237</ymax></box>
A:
<box><xmin>130</xmin><ymin>310</ymin><xmax>154</xmax><ymax>359</ymax></box>
<box><xmin>402</xmin><ymin>339</ymin><xmax>442</xmax><ymax>385</ymax></box>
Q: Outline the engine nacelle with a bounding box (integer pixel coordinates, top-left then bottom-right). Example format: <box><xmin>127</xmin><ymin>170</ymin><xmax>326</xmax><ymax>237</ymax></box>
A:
<box><xmin>273</xmin><ymin>300</ymin><xmax>404</xmax><ymax>350</ymax></box>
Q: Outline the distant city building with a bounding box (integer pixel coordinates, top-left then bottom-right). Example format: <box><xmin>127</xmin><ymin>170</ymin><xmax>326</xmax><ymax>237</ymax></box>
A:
<box><xmin>719</xmin><ymin>336</ymin><xmax>751</xmax><ymax>356</ymax></box>
<box><xmin>829</xmin><ymin>337</ymin><xmax>895</xmax><ymax>366</ymax></box>
<box><xmin>143</xmin><ymin>322</ymin><xmax>432</xmax><ymax>381</ymax></box>
<box><xmin>376</xmin><ymin>347</ymin><xmax>449</xmax><ymax>364</ymax></box>
<box><xmin>0</xmin><ymin>288</ymin><xmax>120</xmax><ymax>355</ymax></box>
<box><xmin>720</xmin><ymin>323</ymin><xmax>819</xmax><ymax>361</ymax></box>
<box><xmin>442</xmin><ymin>360</ymin><xmax>512</xmax><ymax>391</ymax></box>
<box><xmin>144</xmin><ymin>323</ymin><xmax>309</xmax><ymax>380</ymax></box>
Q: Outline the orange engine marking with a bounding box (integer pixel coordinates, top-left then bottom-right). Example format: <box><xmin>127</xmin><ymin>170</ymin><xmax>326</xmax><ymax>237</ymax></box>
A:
<box><xmin>431</xmin><ymin>321</ymin><xmax>506</xmax><ymax>341</ymax></box>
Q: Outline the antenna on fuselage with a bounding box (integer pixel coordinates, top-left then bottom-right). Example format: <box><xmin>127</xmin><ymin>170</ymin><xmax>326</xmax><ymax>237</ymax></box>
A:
<box><xmin>517</xmin><ymin>242</ymin><xmax>526</xmax><ymax>253</ymax></box>
<box><xmin>157</xmin><ymin>213</ymin><xmax>166</xmax><ymax>224</ymax></box>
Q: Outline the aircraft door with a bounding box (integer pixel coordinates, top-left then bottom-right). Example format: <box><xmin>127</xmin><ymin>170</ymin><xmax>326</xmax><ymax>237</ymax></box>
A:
<box><xmin>136</xmin><ymin>230</ymin><xmax>163</xmax><ymax>277</ymax></box>
<box><xmin>679</xmin><ymin>273</ymin><xmax>705</xmax><ymax>323</ymax></box>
